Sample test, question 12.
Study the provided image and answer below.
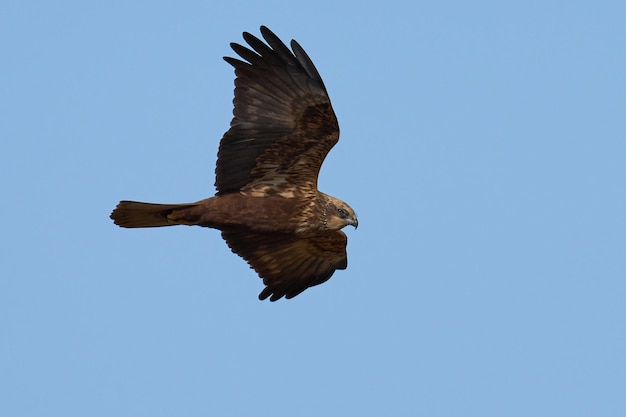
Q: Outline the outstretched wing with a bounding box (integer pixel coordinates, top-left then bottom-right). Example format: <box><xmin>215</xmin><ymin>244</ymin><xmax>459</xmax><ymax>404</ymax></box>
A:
<box><xmin>221</xmin><ymin>230</ymin><xmax>348</xmax><ymax>301</ymax></box>
<box><xmin>217</xmin><ymin>26</ymin><xmax>339</xmax><ymax>196</ymax></box>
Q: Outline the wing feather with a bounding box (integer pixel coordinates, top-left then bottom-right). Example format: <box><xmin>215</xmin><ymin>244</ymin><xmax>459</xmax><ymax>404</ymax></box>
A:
<box><xmin>216</xmin><ymin>26</ymin><xmax>339</xmax><ymax>196</ymax></box>
<box><xmin>222</xmin><ymin>230</ymin><xmax>348</xmax><ymax>301</ymax></box>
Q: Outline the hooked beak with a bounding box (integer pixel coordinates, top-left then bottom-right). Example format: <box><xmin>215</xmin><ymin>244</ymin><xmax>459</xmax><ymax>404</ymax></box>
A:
<box><xmin>351</xmin><ymin>216</ymin><xmax>358</xmax><ymax>230</ymax></box>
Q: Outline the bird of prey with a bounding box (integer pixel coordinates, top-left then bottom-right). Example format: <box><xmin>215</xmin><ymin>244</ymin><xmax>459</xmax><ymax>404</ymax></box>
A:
<box><xmin>110</xmin><ymin>26</ymin><xmax>357</xmax><ymax>301</ymax></box>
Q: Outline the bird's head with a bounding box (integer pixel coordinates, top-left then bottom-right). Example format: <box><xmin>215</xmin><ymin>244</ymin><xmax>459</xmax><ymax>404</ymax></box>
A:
<box><xmin>322</xmin><ymin>195</ymin><xmax>358</xmax><ymax>230</ymax></box>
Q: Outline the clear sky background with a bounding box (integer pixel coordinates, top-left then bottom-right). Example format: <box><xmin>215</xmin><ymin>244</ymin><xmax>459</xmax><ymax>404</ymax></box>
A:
<box><xmin>2</xmin><ymin>1</ymin><xmax>625</xmax><ymax>416</ymax></box>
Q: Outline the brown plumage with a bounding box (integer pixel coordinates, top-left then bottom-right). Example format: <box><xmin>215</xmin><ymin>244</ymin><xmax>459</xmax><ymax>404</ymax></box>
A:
<box><xmin>110</xmin><ymin>26</ymin><xmax>357</xmax><ymax>301</ymax></box>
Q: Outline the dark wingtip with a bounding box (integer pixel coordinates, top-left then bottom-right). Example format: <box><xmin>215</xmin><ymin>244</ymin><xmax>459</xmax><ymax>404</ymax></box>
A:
<box><xmin>258</xmin><ymin>286</ymin><xmax>287</xmax><ymax>302</ymax></box>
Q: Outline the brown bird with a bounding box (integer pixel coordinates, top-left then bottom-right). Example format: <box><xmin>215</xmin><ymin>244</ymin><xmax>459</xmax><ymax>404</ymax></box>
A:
<box><xmin>110</xmin><ymin>26</ymin><xmax>357</xmax><ymax>301</ymax></box>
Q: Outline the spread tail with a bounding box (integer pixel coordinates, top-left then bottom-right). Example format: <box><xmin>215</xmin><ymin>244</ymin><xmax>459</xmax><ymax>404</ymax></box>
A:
<box><xmin>110</xmin><ymin>201</ymin><xmax>200</xmax><ymax>228</ymax></box>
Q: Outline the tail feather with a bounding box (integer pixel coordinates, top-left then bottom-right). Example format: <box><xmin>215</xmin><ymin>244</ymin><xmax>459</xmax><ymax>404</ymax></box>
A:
<box><xmin>110</xmin><ymin>201</ymin><xmax>199</xmax><ymax>228</ymax></box>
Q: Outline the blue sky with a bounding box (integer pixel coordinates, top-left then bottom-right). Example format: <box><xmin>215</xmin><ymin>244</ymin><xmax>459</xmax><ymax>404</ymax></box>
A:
<box><xmin>2</xmin><ymin>1</ymin><xmax>625</xmax><ymax>416</ymax></box>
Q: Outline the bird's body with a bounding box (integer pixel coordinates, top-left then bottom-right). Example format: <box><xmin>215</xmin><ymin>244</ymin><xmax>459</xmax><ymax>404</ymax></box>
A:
<box><xmin>111</xmin><ymin>26</ymin><xmax>357</xmax><ymax>301</ymax></box>
<box><xmin>113</xmin><ymin>191</ymin><xmax>348</xmax><ymax>234</ymax></box>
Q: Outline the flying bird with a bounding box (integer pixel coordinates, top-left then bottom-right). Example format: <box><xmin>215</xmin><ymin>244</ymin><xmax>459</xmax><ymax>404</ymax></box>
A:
<box><xmin>110</xmin><ymin>26</ymin><xmax>357</xmax><ymax>301</ymax></box>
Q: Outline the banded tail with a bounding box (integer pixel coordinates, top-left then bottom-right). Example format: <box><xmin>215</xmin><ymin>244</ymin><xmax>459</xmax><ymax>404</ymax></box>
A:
<box><xmin>110</xmin><ymin>201</ymin><xmax>201</xmax><ymax>228</ymax></box>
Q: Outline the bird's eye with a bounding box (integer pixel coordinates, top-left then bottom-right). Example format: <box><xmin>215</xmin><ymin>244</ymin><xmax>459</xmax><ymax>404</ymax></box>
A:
<box><xmin>337</xmin><ymin>208</ymin><xmax>348</xmax><ymax>218</ymax></box>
